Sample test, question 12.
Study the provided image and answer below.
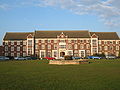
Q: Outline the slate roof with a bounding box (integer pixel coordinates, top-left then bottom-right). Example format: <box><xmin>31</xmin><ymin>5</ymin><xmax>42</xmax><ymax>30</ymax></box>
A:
<box><xmin>3</xmin><ymin>32</ymin><xmax>33</xmax><ymax>40</ymax></box>
<box><xmin>35</xmin><ymin>30</ymin><xmax>91</xmax><ymax>38</ymax></box>
<box><xmin>90</xmin><ymin>32</ymin><xmax>120</xmax><ymax>40</ymax></box>
<box><xmin>3</xmin><ymin>31</ymin><xmax>120</xmax><ymax>40</ymax></box>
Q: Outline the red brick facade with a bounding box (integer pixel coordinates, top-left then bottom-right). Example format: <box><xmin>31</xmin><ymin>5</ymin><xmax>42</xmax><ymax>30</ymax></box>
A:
<box><xmin>0</xmin><ymin>46</ymin><xmax>3</xmax><ymax>56</ymax></box>
<box><xmin>2</xmin><ymin>31</ymin><xmax>120</xmax><ymax>58</ymax></box>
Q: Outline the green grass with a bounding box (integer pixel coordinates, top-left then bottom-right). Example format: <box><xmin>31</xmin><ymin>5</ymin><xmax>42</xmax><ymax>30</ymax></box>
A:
<box><xmin>0</xmin><ymin>59</ymin><xmax>120</xmax><ymax>90</ymax></box>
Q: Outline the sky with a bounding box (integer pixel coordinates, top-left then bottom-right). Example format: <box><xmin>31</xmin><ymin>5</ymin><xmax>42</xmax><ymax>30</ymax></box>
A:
<box><xmin>0</xmin><ymin>0</ymin><xmax>120</xmax><ymax>45</ymax></box>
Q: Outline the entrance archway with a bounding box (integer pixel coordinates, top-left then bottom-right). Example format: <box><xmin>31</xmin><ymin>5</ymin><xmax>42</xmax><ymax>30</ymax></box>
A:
<box><xmin>60</xmin><ymin>52</ymin><xmax>65</xmax><ymax>57</ymax></box>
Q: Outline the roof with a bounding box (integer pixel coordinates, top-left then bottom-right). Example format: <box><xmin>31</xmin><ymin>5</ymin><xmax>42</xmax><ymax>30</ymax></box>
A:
<box><xmin>3</xmin><ymin>31</ymin><xmax>119</xmax><ymax>40</ymax></box>
<box><xmin>3</xmin><ymin>32</ymin><xmax>33</xmax><ymax>40</ymax></box>
<box><xmin>90</xmin><ymin>32</ymin><xmax>120</xmax><ymax>40</ymax></box>
<box><xmin>35</xmin><ymin>30</ymin><xmax>91</xmax><ymax>38</ymax></box>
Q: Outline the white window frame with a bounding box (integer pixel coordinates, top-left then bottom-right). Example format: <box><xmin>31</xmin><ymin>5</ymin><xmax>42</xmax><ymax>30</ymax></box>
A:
<box><xmin>17</xmin><ymin>53</ymin><xmax>20</xmax><ymax>57</ymax></box>
<box><xmin>40</xmin><ymin>50</ymin><xmax>46</xmax><ymax>58</ymax></box>
<box><xmin>67</xmin><ymin>50</ymin><xmax>73</xmax><ymax>56</ymax></box>
<box><xmin>11</xmin><ymin>41</ymin><xmax>14</xmax><ymax>45</ymax></box>
<box><xmin>23</xmin><ymin>41</ymin><xmax>26</xmax><ymax>45</ymax></box>
<box><xmin>74</xmin><ymin>44</ymin><xmax>77</xmax><ymax>49</ymax></box>
<box><xmin>11</xmin><ymin>47</ymin><xmax>14</xmax><ymax>51</ymax></box>
<box><xmin>17</xmin><ymin>41</ymin><xmax>20</xmax><ymax>45</ymax></box>
<box><xmin>17</xmin><ymin>47</ymin><xmax>20</xmax><ymax>51</ymax></box>
<box><xmin>11</xmin><ymin>53</ymin><xmax>14</xmax><ymax>56</ymax></box>
<box><xmin>23</xmin><ymin>46</ymin><xmax>26</xmax><ymax>51</ymax></box>
<box><xmin>116</xmin><ymin>46</ymin><xmax>119</xmax><ymax>50</ymax></box>
<box><xmin>48</xmin><ymin>44</ymin><xmax>51</xmax><ymax>49</ymax></box>
<box><xmin>5</xmin><ymin>46</ymin><xmax>8</xmax><ymax>51</ymax></box>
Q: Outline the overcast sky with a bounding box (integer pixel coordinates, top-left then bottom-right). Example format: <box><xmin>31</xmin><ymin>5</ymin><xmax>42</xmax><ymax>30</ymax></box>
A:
<box><xmin>0</xmin><ymin>0</ymin><xmax>120</xmax><ymax>45</ymax></box>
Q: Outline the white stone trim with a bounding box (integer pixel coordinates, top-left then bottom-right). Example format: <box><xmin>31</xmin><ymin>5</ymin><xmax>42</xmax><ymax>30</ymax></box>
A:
<box><xmin>79</xmin><ymin>50</ymin><xmax>85</xmax><ymax>57</ymax></box>
<box><xmin>39</xmin><ymin>50</ymin><xmax>46</xmax><ymax>58</ymax></box>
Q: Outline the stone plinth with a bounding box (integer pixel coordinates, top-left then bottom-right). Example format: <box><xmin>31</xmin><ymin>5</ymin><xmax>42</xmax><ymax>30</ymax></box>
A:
<box><xmin>49</xmin><ymin>60</ymin><xmax>89</xmax><ymax>65</ymax></box>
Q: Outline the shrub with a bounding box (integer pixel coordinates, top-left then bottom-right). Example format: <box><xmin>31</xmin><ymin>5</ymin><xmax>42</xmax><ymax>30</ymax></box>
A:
<box><xmin>64</xmin><ymin>55</ymin><xmax>73</xmax><ymax>60</ymax></box>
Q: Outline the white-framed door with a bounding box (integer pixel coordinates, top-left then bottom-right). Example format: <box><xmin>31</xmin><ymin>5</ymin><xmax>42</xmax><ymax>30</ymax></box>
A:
<box><xmin>79</xmin><ymin>50</ymin><xmax>85</xmax><ymax>58</ymax></box>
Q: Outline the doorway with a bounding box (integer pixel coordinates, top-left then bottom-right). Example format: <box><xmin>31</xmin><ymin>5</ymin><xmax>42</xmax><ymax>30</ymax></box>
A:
<box><xmin>60</xmin><ymin>52</ymin><xmax>65</xmax><ymax>57</ymax></box>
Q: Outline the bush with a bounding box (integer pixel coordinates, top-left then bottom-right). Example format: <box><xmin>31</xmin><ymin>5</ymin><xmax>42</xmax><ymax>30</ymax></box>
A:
<box><xmin>64</xmin><ymin>55</ymin><xmax>73</xmax><ymax>60</ymax></box>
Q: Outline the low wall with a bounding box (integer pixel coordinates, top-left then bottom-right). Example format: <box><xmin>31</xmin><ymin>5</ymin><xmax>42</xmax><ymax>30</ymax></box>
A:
<box><xmin>49</xmin><ymin>60</ymin><xmax>89</xmax><ymax>65</ymax></box>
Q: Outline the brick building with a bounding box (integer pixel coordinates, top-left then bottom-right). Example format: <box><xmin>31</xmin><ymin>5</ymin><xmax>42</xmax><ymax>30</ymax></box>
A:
<box><xmin>0</xmin><ymin>46</ymin><xmax>3</xmax><ymax>56</ymax></box>
<box><xmin>2</xmin><ymin>30</ymin><xmax>120</xmax><ymax>59</ymax></box>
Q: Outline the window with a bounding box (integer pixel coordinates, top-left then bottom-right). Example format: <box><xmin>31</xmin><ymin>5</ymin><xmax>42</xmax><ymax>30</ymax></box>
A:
<box><xmin>74</xmin><ymin>44</ymin><xmax>77</xmax><ymax>49</ymax></box>
<box><xmin>80</xmin><ymin>44</ymin><xmax>84</xmax><ymax>49</ymax></box>
<box><xmin>28</xmin><ymin>40</ymin><xmax>32</xmax><ymax>46</ymax></box>
<box><xmin>17</xmin><ymin>53</ymin><xmax>20</xmax><ymax>57</ymax></box>
<box><xmin>86</xmin><ymin>44</ymin><xmax>90</xmax><ymax>49</ymax></box>
<box><xmin>93</xmin><ymin>48</ymin><xmax>97</xmax><ymax>54</ymax></box>
<box><xmin>11</xmin><ymin>41</ymin><xmax>14</xmax><ymax>45</ymax></box>
<box><xmin>110</xmin><ymin>41</ymin><xmax>113</xmax><ymax>44</ymax></box>
<box><xmin>92</xmin><ymin>40</ymin><xmax>97</xmax><ymax>46</ymax></box>
<box><xmin>23</xmin><ymin>47</ymin><xmax>26</xmax><ymax>51</ymax></box>
<box><xmin>23</xmin><ymin>41</ymin><xmax>26</xmax><ymax>45</ymax></box>
<box><xmin>86</xmin><ymin>50</ymin><xmax>90</xmax><ymax>56</ymax></box>
<box><xmin>59</xmin><ymin>45</ymin><xmax>66</xmax><ymax>49</ymax></box>
<box><xmin>41</xmin><ymin>44</ymin><xmax>45</xmax><ymax>49</ymax></box>
<box><xmin>53</xmin><ymin>51</ymin><xmax>57</xmax><ymax>57</ymax></box>
<box><xmin>5</xmin><ymin>41</ymin><xmax>8</xmax><ymax>45</ymax></box>
<box><xmin>17</xmin><ymin>41</ymin><xmax>20</xmax><ymax>45</ymax></box>
<box><xmin>104</xmin><ymin>41</ymin><xmax>107</xmax><ymax>44</ymax></box>
<box><xmin>28</xmin><ymin>48</ymin><xmax>32</xmax><ymax>55</ymax></box>
<box><xmin>41</xmin><ymin>51</ymin><xmax>45</xmax><ymax>58</ymax></box>
<box><xmin>11</xmin><ymin>47</ymin><xmax>14</xmax><ymax>51</ymax></box>
<box><xmin>5</xmin><ymin>46</ymin><xmax>8</xmax><ymax>51</ymax></box>
<box><xmin>116</xmin><ymin>41</ymin><xmax>119</xmax><ymax>44</ymax></box>
<box><xmin>74</xmin><ymin>50</ymin><xmax>78</xmax><ymax>56</ymax></box>
<box><xmin>23</xmin><ymin>53</ymin><xmax>26</xmax><ymax>57</ymax></box>
<box><xmin>48</xmin><ymin>51</ymin><xmax>51</xmax><ymax>57</ymax></box>
<box><xmin>54</xmin><ymin>44</ymin><xmax>57</xmax><ymax>49</ymax></box>
<box><xmin>99</xmin><ymin>41</ymin><xmax>101</xmax><ymax>44</ymax></box>
<box><xmin>11</xmin><ymin>53</ymin><xmax>14</xmax><ymax>56</ymax></box>
<box><xmin>109</xmin><ymin>46</ymin><xmax>113</xmax><ymax>50</ymax></box>
<box><xmin>48</xmin><ymin>45</ymin><xmax>51</xmax><ymax>49</ymax></box>
<box><xmin>86</xmin><ymin>40</ymin><xmax>90</xmax><ymax>43</ymax></box>
<box><xmin>68</xmin><ymin>51</ymin><xmax>73</xmax><ymax>55</ymax></box>
<box><xmin>104</xmin><ymin>46</ymin><xmax>108</xmax><ymax>50</ymax></box>
<box><xmin>116</xmin><ymin>46</ymin><xmax>119</xmax><ymax>50</ymax></box>
<box><xmin>48</xmin><ymin>40</ymin><xmax>51</xmax><ymax>43</ymax></box>
<box><xmin>5</xmin><ymin>53</ymin><xmax>8</xmax><ymax>56</ymax></box>
<box><xmin>80</xmin><ymin>40</ymin><xmax>84</xmax><ymax>43</ymax></box>
<box><xmin>17</xmin><ymin>47</ymin><xmax>20</xmax><ymax>51</ymax></box>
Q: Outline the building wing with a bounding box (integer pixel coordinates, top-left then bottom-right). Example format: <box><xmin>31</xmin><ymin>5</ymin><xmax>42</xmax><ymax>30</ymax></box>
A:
<box><xmin>90</xmin><ymin>32</ymin><xmax>120</xmax><ymax>40</ymax></box>
<box><xmin>3</xmin><ymin>32</ymin><xmax>33</xmax><ymax>40</ymax></box>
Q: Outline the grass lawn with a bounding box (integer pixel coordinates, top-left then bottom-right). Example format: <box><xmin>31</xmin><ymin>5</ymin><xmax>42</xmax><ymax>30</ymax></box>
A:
<box><xmin>0</xmin><ymin>59</ymin><xmax>120</xmax><ymax>90</ymax></box>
